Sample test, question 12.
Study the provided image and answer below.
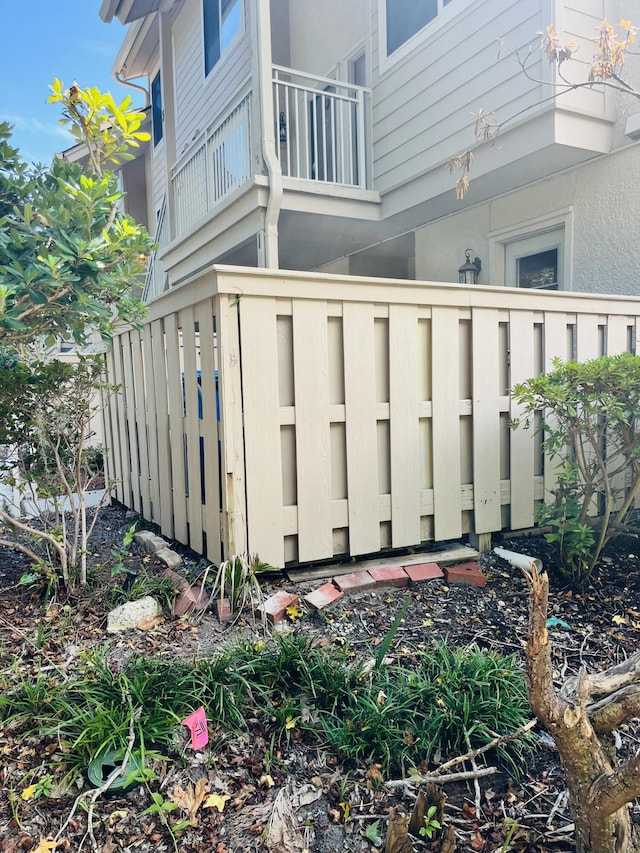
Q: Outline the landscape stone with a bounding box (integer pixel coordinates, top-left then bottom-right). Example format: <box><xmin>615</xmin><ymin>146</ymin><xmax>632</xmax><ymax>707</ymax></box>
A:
<box><xmin>155</xmin><ymin>547</ymin><xmax>182</xmax><ymax>569</ymax></box>
<box><xmin>107</xmin><ymin>596</ymin><xmax>162</xmax><ymax>633</ymax></box>
<box><xmin>134</xmin><ymin>530</ymin><xmax>167</xmax><ymax>555</ymax></box>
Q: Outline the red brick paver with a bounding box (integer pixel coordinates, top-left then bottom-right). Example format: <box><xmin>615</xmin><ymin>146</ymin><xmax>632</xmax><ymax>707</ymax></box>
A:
<box><xmin>444</xmin><ymin>561</ymin><xmax>486</xmax><ymax>588</ymax></box>
<box><xmin>333</xmin><ymin>571</ymin><xmax>375</xmax><ymax>593</ymax></box>
<box><xmin>216</xmin><ymin>597</ymin><xmax>231</xmax><ymax>623</ymax></box>
<box><xmin>404</xmin><ymin>562</ymin><xmax>444</xmax><ymax>584</ymax></box>
<box><xmin>304</xmin><ymin>582</ymin><xmax>343</xmax><ymax>610</ymax></box>
<box><xmin>262</xmin><ymin>590</ymin><xmax>300</xmax><ymax>623</ymax></box>
<box><xmin>369</xmin><ymin>566</ymin><xmax>410</xmax><ymax>588</ymax></box>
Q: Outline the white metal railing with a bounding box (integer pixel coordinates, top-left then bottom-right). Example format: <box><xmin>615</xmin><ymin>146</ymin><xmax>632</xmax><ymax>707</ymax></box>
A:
<box><xmin>142</xmin><ymin>195</ymin><xmax>168</xmax><ymax>302</ymax></box>
<box><xmin>273</xmin><ymin>65</ymin><xmax>370</xmax><ymax>189</ymax></box>
<box><xmin>172</xmin><ymin>92</ymin><xmax>252</xmax><ymax>237</ymax></box>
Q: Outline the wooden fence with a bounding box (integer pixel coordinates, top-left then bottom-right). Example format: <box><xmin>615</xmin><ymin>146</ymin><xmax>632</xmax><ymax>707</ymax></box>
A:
<box><xmin>102</xmin><ymin>267</ymin><xmax>640</xmax><ymax>568</ymax></box>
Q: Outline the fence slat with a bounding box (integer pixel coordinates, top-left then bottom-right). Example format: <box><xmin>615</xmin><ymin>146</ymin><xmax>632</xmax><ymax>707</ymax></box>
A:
<box><xmin>164</xmin><ymin>314</ymin><xmax>189</xmax><ymax>543</ymax></box>
<box><xmin>142</xmin><ymin>325</ymin><xmax>160</xmax><ymax>524</ymax></box>
<box><xmin>431</xmin><ymin>306</ymin><xmax>462</xmax><ymax>540</ymax></box>
<box><xmin>102</xmin><ymin>346</ymin><xmax>121</xmax><ymax>499</ymax></box>
<box><xmin>196</xmin><ymin>300</ymin><xmax>222</xmax><ymax>563</ymax></box>
<box><xmin>389</xmin><ymin>304</ymin><xmax>420</xmax><ymax>547</ymax></box>
<box><xmin>472</xmin><ymin>308</ymin><xmax>502</xmax><ymax>534</ymax></box>
<box><xmin>150</xmin><ymin>319</ymin><xmax>174</xmax><ymax>537</ymax></box>
<box><xmin>576</xmin><ymin>314</ymin><xmax>600</xmax><ymax>361</ymax></box>
<box><xmin>344</xmin><ymin>302</ymin><xmax>380</xmax><ymax>555</ymax></box>
<box><xmin>180</xmin><ymin>306</ymin><xmax>203</xmax><ymax>554</ymax></box>
<box><xmin>239</xmin><ymin>297</ymin><xmax>285</xmax><ymax>566</ymax></box>
<box><xmin>509</xmin><ymin>310</ymin><xmax>536</xmax><ymax>528</ymax></box>
<box><xmin>606</xmin><ymin>315</ymin><xmax>628</xmax><ymax>355</ymax></box>
<box><xmin>111</xmin><ymin>336</ymin><xmax>131</xmax><ymax>507</ymax></box>
<box><xmin>293</xmin><ymin>300</ymin><xmax>333</xmax><ymax>561</ymax></box>
<box><xmin>543</xmin><ymin>312</ymin><xmax>569</xmax><ymax>503</ymax></box>
<box><xmin>130</xmin><ymin>331</ymin><xmax>151</xmax><ymax>518</ymax></box>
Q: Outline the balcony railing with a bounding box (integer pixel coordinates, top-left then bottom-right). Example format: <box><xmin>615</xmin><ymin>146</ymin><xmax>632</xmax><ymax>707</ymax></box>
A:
<box><xmin>172</xmin><ymin>91</ymin><xmax>252</xmax><ymax>237</ymax></box>
<box><xmin>142</xmin><ymin>195</ymin><xmax>168</xmax><ymax>302</ymax></box>
<box><xmin>273</xmin><ymin>65</ymin><xmax>370</xmax><ymax>189</ymax></box>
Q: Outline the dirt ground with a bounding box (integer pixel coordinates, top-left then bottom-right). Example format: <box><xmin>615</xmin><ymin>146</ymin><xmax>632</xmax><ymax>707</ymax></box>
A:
<box><xmin>2</xmin><ymin>502</ymin><xmax>640</xmax><ymax>852</ymax></box>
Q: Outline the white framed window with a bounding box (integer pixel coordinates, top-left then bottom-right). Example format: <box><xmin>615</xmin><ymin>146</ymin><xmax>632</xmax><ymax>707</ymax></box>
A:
<box><xmin>505</xmin><ymin>232</ymin><xmax>561</xmax><ymax>290</ymax></box>
<box><xmin>488</xmin><ymin>210</ymin><xmax>574</xmax><ymax>291</ymax></box>
<box><xmin>378</xmin><ymin>0</ymin><xmax>474</xmax><ymax>73</ymax></box>
<box><xmin>203</xmin><ymin>0</ymin><xmax>242</xmax><ymax>77</ymax></box>
<box><xmin>385</xmin><ymin>0</ymin><xmax>452</xmax><ymax>55</ymax></box>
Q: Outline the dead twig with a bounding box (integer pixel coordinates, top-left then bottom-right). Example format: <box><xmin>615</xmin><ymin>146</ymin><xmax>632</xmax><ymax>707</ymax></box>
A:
<box><xmin>435</xmin><ymin>718</ymin><xmax>537</xmax><ymax>775</ymax></box>
<box><xmin>385</xmin><ymin>766</ymin><xmax>497</xmax><ymax>789</ymax></box>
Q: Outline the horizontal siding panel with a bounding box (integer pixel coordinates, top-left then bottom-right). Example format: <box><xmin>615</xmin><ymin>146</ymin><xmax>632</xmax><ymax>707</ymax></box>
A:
<box><xmin>373</xmin><ymin>76</ymin><xmax>545</xmax><ymax>185</ymax></box>
<box><xmin>173</xmin><ymin>0</ymin><xmax>253</xmax><ymax>157</ymax></box>
<box><xmin>370</xmin><ymin>0</ymin><xmax>553</xmax><ymax>193</ymax></box>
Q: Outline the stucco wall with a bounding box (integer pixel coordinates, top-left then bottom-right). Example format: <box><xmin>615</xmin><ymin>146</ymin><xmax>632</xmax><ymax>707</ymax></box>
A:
<box><xmin>414</xmin><ymin>143</ymin><xmax>640</xmax><ymax>296</ymax></box>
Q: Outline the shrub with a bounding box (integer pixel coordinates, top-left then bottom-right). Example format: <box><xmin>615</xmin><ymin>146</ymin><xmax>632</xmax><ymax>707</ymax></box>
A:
<box><xmin>512</xmin><ymin>353</ymin><xmax>640</xmax><ymax>585</ymax></box>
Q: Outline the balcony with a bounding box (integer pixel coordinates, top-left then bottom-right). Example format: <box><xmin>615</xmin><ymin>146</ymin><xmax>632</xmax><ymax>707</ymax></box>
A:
<box><xmin>172</xmin><ymin>90</ymin><xmax>253</xmax><ymax>238</ymax></box>
<box><xmin>273</xmin><ymin>66</ymin><xmax>370</xmax><ymax>190</ymax></box>
<box><xmin>170</xmin><ymin>67</ymin><xmax>372</xmax><ymax>243</ymax></box>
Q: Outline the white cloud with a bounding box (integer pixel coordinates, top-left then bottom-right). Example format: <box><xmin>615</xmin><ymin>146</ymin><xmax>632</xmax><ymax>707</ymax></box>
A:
<box><xmin>0</xmin><ymin>113</ymin><xmax>74</xmax><ymax>142</ymax></box>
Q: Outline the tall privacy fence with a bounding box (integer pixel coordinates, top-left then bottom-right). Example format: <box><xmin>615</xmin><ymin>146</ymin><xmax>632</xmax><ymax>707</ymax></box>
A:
<box><xmin>102</xmin><ymin>268</ymin><xmax>640</xmax><ymax>568</ymax></box>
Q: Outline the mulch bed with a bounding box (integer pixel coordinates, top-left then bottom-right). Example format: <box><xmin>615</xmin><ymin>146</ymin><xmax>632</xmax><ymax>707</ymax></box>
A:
<box><xmin>2</xmin><ymin>502</ymin><xmax>640</xmax><ymax>852</ymax></box>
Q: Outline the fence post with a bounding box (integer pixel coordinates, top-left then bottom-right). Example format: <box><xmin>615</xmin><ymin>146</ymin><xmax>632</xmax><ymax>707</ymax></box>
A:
<box><xmin>217</xmin><ymin>291</ymin><xmax>248</xmax><ymax>557</ymax></box>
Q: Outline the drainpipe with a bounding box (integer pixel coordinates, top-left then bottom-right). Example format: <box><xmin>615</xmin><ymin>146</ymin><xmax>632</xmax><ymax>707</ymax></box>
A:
<box><xmin>115</xmin><ymin>71</ymin><xmax>150</xmax><ymax>108</ymax></box>
<box><xmin>255</xmin><ymin>0</ymin><xmax>282</xmax><ymax>269</ymax></box>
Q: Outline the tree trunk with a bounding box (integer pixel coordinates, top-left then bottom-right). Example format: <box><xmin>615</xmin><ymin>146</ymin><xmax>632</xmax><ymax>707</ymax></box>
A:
<box><xmin>525</xmin><ymin>567</ymin><xmax>640</xmax><ymax>853</ymax></box>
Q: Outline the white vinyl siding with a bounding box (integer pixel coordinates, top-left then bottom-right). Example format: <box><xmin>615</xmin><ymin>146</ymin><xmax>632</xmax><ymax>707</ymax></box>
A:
<box><xmin>172</xmin><ymin>0</ymin><xmax>252</xmax><ymax>160</ymax></box>
<box><xmin>371</xmin><ymin>0</ymin><xmax>548</xmax><ymax>195</ymax></box>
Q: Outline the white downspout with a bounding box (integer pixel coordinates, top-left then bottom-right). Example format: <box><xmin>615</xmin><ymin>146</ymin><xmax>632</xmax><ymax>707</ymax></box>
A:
<box><xmin>255</xmin><ymin>0</ymin><xmax>282</xmax><ymax>269</ymax></box>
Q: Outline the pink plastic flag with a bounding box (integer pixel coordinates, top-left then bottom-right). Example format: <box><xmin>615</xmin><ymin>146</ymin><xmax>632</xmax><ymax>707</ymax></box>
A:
<box><xmin>182</xmin><ymin>706</ymin><xmax>209</xmax><ymax>749</ymax></box>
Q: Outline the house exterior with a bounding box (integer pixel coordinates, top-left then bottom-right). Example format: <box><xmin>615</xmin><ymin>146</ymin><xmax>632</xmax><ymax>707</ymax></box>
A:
<box><xmin>98</xmin><ymin>0</ymin><xmax>640</xmax><ymax>299</ymax></box>
<box><xmin>96</xmin><ymin>0</ymin><xmax>640</xmax><ymax>569</ymax></box>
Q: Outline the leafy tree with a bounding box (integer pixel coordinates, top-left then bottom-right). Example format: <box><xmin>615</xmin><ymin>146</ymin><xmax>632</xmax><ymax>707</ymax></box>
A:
<box><xmin>0</xmin><ymin>353</ymin><xmax>113</xmax><ymax>589</ymax></box>
<box><xmin>450</xmin><ymin>19</ymin><xmax>640</xmax><ymax>198</ymax></box>
<box><xmin>0</xmin><ymin>82</ymin><xmax>151</xmax><ymax>590</ymax></box>
<box><xmin>0</xmin><ymin>82</ymin><xmax>152</xmax><ymax>345</ymax></box>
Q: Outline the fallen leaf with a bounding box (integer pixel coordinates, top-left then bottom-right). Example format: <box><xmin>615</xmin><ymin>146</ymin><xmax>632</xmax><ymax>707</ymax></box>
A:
<box><xmin>137</xmin><ymin>614</ymin><xmax>164</xmax><ymax>631</ymax></box>
<box><xmin>286</xmin><ymin>604</ymin><xmax>303</xmax><ymax>620</ymax></box>
<box><xmin>171</xmin><ymin>777</ymin><xmax>210</xmax><ymax>823</ymax></box>
<box><xmin>34</xmin><ymin>840</ymin><xmax>57</xmax><ymax>853</ymax></box>
<box><xmin>204</xmin><ymin>793</ymin><xmax>230</xmax><ymax>812</ymax></box>
<box><xmin>612</xmin><ymin>615</ymin><xmax>628</xmax><ymax>626</ymax></box>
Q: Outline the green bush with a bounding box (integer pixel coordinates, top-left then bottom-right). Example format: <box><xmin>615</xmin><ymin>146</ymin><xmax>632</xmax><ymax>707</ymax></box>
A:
<box><xmin>512</xmin><ymin>353</ymin><xmax>640</xmax><ymax>585</ymax></box>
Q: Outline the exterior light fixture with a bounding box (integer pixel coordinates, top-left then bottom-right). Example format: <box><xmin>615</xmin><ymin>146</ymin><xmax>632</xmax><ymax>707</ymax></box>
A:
<box><xmin>458</xmin><ymin>249</ymin><xmax>482</xmax><ymax>284</ymax></box>
<box><xmin>279</xmin><ymin>111</ymin><xmax>287</xmax><ymax>143</ymax></box>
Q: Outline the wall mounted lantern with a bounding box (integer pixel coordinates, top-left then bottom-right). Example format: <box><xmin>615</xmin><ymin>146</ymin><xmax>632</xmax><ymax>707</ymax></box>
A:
<box><xmin>458</xmin><ymin>249</ymin><xmax>482</xmax><ymax>284</ymax></box>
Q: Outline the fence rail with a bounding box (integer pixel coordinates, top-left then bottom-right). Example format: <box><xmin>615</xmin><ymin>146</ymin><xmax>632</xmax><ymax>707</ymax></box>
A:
<box><xmin>102</xmin><ymin>267</ymin><xmax>640</xmax><ymax>568</ymax></box>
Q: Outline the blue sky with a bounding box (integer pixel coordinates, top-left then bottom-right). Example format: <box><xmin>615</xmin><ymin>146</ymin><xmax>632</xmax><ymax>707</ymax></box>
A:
<box><xmin>0</xmin><ymin>2</ymin><xmax>139</xmax><ymax>165</ymax></box>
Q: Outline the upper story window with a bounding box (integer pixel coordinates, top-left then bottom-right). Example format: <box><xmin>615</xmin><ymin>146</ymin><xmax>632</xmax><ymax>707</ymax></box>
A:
<box><xmin>204</xmin><ymin>0</ymin><xmax>242</xmax><ymax>76</ymax></box>
<box><xmin>151</xmin><ymin>71</ymin><xmax>163</xmax><ymax>146</ymax></box>
<box><xmin>385</xmin><ymin>0</ymin><xmax>454</xmax><ymax>54</ymax></box>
